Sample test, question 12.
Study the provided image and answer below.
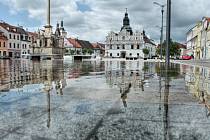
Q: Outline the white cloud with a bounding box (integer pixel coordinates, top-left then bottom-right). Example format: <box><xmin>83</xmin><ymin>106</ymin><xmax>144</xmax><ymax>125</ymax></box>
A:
<box><xmin>1</xmin><ymin>0</ymin><xmax>210</xmax><ymax>43</ymax></box>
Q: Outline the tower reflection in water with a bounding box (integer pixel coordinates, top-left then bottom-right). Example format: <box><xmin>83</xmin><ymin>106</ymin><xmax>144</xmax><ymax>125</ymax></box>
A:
<box><xmin>0</xmin><ymin>59</ymin><xmax>66</xmax><ymax>128</ymax></box>
<box><xmin>105</xmin><ymin>61</ymin><xmax>156</xmax><ymax>108</ymax></box>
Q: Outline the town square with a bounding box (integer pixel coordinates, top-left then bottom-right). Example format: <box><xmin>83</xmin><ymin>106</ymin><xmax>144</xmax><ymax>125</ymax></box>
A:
<box><xmin>1</xmin><ymin>0</ymin><xmax>210</xmax><ymax>140</ymax></box>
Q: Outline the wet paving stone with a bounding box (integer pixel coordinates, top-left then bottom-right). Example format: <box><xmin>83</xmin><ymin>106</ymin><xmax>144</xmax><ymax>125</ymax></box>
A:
<box><xmin>1</xmin><ymin>60</ymin><xmax>210</xmax><ymax>139</ymax></box>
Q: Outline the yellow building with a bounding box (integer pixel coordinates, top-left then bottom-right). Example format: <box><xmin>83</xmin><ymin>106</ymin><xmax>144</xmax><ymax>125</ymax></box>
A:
<box><xmin>187</xmin><ymin>17</ymin><xmax>210</xmax><ymax>60</ymax></box>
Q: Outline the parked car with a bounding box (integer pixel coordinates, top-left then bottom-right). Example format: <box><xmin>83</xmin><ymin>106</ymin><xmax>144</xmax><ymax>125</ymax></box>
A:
<box><xmin>181</xmin><ymin>55</ymin><xmax>193</xmax><ymax>60</ymax></box>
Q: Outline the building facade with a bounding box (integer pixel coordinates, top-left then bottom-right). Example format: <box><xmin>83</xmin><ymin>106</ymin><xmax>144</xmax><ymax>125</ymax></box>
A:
<box><xmin>186</xmin><ymin>17</ymin><xmax>210</xmax><ymax>60</ymax></box>
<box><xmin>0</xmin><ymin>22</ymin><xmax>22</xmax><ymax>58</ymax></box>
<box><xmin>0</xmin><ymin>31</ymin><xmax>8</xmax><ymax>58</ymax></box>
<box><xmin>105</xmin><ymin>10</ymin><xmax>156</xmax><ymax>60</ymax></box>
<box><xmin>201</xmin><ymin>17</ymin><xmax>210</xmax><ymax>59</ymax></box>
<box><xmin>0</xmin><ymin>22</ymin><xmax>33</xmax><ymax>59</ymax></box>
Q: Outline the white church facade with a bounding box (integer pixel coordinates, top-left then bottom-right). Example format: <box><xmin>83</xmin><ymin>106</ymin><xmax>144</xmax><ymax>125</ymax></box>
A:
<box><xmin>105</xmin><ymin>10</ymin><xmax>156</xmax><ymax>60</ymax></box>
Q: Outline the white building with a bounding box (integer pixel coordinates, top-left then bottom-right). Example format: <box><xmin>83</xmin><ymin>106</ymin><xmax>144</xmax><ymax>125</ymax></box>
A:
<box><xmin>143</xmin><ymin>32</ymin><xmax>157</xmax><ymax>58</ymax></box>
<box><xmin>19</xmin><ymin>28</ymin><xmax>31</xmax><ymax>59</ymax></box>
<box><xmin>105</xmin><ymin>10</ymin><xmax>156</xmax><ymax>60</ymax></box>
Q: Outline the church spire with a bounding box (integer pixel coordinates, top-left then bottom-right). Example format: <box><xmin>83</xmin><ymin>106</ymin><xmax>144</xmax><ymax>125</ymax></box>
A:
<box><xmin>121</xmin><ymin>8</ymin><xmax>133</xmax><ymax>35</ymax></box>
<box><xmin>123</xmin><ymin>8</ymin><xmax>130</xmax><ymax>26</ymax></box>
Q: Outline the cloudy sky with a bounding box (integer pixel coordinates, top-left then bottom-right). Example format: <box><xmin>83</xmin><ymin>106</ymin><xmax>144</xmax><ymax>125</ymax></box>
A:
<box><xmin>0</xmin><ymin>0</ymin><xmax>210</xmax><ymax>43</ymax></box>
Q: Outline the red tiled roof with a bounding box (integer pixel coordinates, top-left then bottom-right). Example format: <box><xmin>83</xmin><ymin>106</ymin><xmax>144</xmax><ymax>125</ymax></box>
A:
<box><xmin>177</xmin><ymin>43</ymin><xmax>187</xmax><ymax>49</ymax></box>
<box><xmin>28</xmin><ymin>31</ymin><xmax>38</xmax><ymax>37</ymax></box>
<box><xmin>92</xmin><ymin>42</ymin><xmax>105</xmax><ymax>50</ymax></box>
<box><xmin>204</xmin><ymin>17</ymin><xmax>210</xmax><ymax>22</ymax></box>
<box><xmin>67</xmin><ymin>38</ymin><xmax>82</xmax><ymax>48</ymax></box>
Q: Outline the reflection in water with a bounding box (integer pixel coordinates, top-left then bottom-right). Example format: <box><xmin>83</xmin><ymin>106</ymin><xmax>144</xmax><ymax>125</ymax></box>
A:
<box><xmin>0</xmin><ymin>60</ymin><xmax>66</xmax><ymax>93</ymax></box>
<box><xmin>0</xmin><ymin>59</ymin><xmax>67</xmax><ymax>128</ymax></box>
<box><xmin>105</xmin><ymin>61</ymin><xmax>156</xmax><ymax>108</ymax></box>
<box><xmin>47</xmin><ymin>90</ymin><xmax>51</xmax><ymax>128</ymax></box>
<box><xmin>164</xmin><ymin>66</ymin><xmax>170</xmax><ymax>140</ymax></box>
<box><xmin>120</xmin><ymin>83</ymin><xmax>132</xmax><ymax>108</ymax></box>
<box><xmin>184</xmin><ymin>65</ymin><xmax>210</xmax><ymax>117</ymax></box>
<box><xmin>2</xmin><ymin>59</ymin><xmax>210</xmax><ymax>139</ymax></box>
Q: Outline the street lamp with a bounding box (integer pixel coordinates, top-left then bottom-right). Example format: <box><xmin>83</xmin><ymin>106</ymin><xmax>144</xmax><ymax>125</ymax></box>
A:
<box><xmin>153</xmin><ymin>2</ymin><xmax>166</xmax><ymax>61</ymax></box>
<box><xmin>166</xmin><ymin>0</ymin><xmax>171</xmax><ymax>68</ymax></box>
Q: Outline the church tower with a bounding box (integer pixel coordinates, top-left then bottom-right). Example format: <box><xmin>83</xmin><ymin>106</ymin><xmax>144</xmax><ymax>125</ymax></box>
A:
<box><xmin>120</xmin><ymin>8</ymin><xmax>133</xmax><ymax>35</ymax></box>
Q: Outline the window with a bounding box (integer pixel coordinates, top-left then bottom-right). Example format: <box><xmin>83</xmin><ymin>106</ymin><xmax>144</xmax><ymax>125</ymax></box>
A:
<box><xmin>117</xmin><ymin>46</ymin><xmax>120</xmax><ymax>49</ymax></box>
<box><xmin>22</xmin><ymin>44</ymin><xmax>24</xmax><ymax>49</ymax></box>
<box><xmin>137</xmin><ymin>53</ymin><xmax>139</xmax><ymax>57</ymax></box>
<box><xmin>9</xmin><ymin>34</ymin><xmax>11</xmax><ymax>39</ymax></box>
<box><xmin>117</xmin><ymin>53</ymin><xmax>119</xmax><ymax>56</ymax></box>
<box><xmin>122</xmin><ymin>45</ymin><xmax>125</xmax><ymax>49</ymax></box>
<box><xmin>137</xmin><ymin>45</ymin><xmax>140</xmax><ymax>49</ymax></box>
<box><xmin>17</xmin><ymin>35</ymin><xmax>19</xmax><ymax>40</ymax></box>
<box><xmin>0</xmin><ymin>42</ymin><xmax>1</xmax><ymax>47</ymax></box>
<box><xmin>13</xmin><ymin>43</ymin><xmax>16</xmax><ymax>48</ymax></box>
<box><xmin>110</xmin><ymin>53</ymin><xmax>112</xmax><ymax>57</ymax></box>
<box><xmin>3</xmin><ymin>51</ymin><xmax>6</xmax><ymax>56</ymax></box>
<box><xmin>21</xmin><ymin>35</ymin><xmax>23</xmax><ymax>41</ymax></box>
<box><xmin>25</xmin><ymin>36</ymin><xmax>28</xmax><ymax>41</ymax></box>
<box><xmin>110</xmin><ymin>45</ymin><xmax>112</xmax><ymax>49</ymax></box>
<box><xmin>130</xmin><ymin>53</ymin><xmax>132</xmax><ymax>56</ymax></box>
<box><xmin>13</xmin><ymin>35</ymin><xmax>16</xmax><ymax>39</ymax></box>
<box><xmin>9</xmin><ymin>43</ymin><xmax>11</xmax><ymax>48</ymax></box>
<box><xmin>40</xmin><ymin>40</ymin><xmax>42</xmax><ymax>46</ymax></box>
<box><xmin>131</xmin><ymin>45</ymin><xmax>134</xmax><ymax>49</ymax></box>
<box><xmin>122</xmin><ymin>36</ymin><xmax>125</xmax><ymax>40</ymax></box>
<box><xmin>0</xmin><ymin>51</ymin><xmax>1</xmax><ymax>56</ymax></box>
<box><xmin>3</xmin><ymin>42</ymin><xmax>5</xmax><ymax>47</ymax></box>
<box><xmin>17</xmin><ymin>44</ymin><xmax>19</xmax><ymax>49</ymax></box>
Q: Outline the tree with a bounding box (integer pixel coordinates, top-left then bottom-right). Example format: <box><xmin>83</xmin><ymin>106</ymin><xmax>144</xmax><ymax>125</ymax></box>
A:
<box><xmin>82</xmin><ymin>48</ymin><xmax>93</xmax><ymax>55</ymax></box>
<box><xmin>156</xmin><ymin>39</ymin><xmax>181</xmax><ymax>57</ymax></box>
<box><xmin>143</xmin><ymin>48</ymin><xmax>149</xmax><ymax>57</ymax></box>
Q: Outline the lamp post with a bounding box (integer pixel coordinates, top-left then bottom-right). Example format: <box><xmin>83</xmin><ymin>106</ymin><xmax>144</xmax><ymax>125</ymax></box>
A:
<box><xmin>154</xmin><ymin>2</ymin><xmax>165</xmax><ymax>61</ymax></box>
<box><xmin>166</xmin><ymin>0</ymin><xmax>171</xmax><ymax>68</ymax></box>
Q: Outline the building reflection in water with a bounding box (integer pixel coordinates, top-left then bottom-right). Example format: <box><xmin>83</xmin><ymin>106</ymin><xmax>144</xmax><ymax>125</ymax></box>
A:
<box><xmin>183</xmin><ymin>65</ymin><xmax>210</xmax><ymax>117</ymax></box>
<box><xmin>0</xmin><ymin>59</ymin><xmax>66</xmax><ymax>128</ymax></box>
<box><xmin>67</xmin><ymin>61</ymin><xmax>105</xmax><ymax>79</ymax></box>
<box><xmin>105</xmin><ymin>61</ymin><xmax>156</xmax><ymax>108</ymax></box>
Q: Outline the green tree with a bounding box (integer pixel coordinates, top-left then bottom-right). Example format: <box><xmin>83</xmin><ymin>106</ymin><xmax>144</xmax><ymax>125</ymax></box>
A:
<box><xmin>156</xmin><ymin>39</ymin><xmax>181</xmax><ymax>57</ymax></box>
<box><xmin>87</xmin><ymin>48</ymin><xmax>93</xmax><ymax>54</ymax></box>
<box><xmin>82</xmin><ymin>48</ymin><xmax>93</xmax><ymax>55</ymax></box>
<box><xmin>143</xmin><ymin>48</ymin><xmax>149</xmax><ymax>57</ymax></box>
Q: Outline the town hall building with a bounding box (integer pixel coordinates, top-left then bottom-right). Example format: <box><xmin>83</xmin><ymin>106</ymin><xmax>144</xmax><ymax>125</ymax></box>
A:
<box><xmin>105</xmin><ymin>9</ymin><xmax>156</xmax><ymax>59</ymax></box>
